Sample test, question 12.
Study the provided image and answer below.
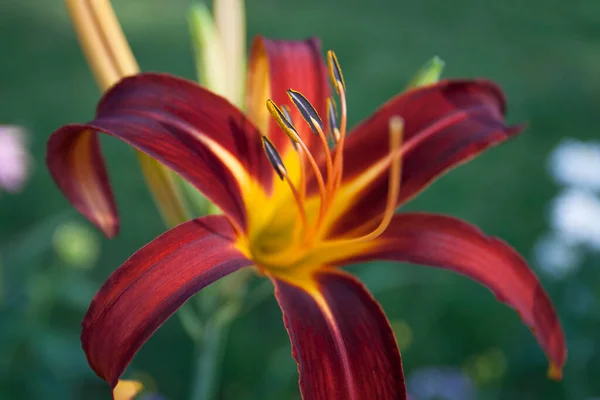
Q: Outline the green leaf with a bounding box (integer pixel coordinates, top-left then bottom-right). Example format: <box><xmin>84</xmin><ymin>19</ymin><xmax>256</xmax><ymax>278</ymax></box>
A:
<box><xmin>407</xmin><ymin>56</ymin><xmax>445</xmax><ymax>89</ymax></box>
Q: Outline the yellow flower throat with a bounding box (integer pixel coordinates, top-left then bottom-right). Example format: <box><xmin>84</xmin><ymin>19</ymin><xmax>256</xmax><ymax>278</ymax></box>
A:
<box><xmin>236</xmin><ymin>51</ymin><xmax>404</xmax><ymax>280</ymax></box>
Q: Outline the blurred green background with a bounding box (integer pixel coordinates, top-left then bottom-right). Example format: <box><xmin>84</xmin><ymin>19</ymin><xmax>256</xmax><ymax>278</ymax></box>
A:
<box><xmin>1</xmin><ymin>0</ymin><xmax>599</xmax><ymax>399</ymax></box>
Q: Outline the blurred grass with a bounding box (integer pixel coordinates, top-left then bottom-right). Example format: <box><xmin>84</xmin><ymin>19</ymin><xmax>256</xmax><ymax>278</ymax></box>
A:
<box><xmin>1</xmin><ymin>0</ymin><xmax>599</xmax><ymax>399</ymax></box>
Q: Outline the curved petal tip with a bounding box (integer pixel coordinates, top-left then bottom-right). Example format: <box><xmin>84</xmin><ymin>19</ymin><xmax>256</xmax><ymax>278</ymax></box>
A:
<box><xmin>46</xmin><ymin>127</ymin><xmax>120</xmax><ymax>238</ymax></box>
<box><xmin>548</xmin><ymin>362</ymin><xmax>563</xmax><ymax>381</ymax></box>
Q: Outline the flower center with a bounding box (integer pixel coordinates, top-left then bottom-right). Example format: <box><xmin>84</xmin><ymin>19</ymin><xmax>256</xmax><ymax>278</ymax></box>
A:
<box><xmin>243</xmin><ymin>51</ymin><xmax>404</xmax><ymax>275</ymax></box>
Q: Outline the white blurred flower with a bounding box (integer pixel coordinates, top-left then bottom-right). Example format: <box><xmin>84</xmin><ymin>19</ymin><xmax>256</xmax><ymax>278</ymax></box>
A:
<box><xmin>408</xmin><ymin>367</ymin><xmax>475</xmax><ymax>400</ymax></box>
<box><xmin>534</xmin><ymin>233</ymin><xmax>581</xmax><ymax>280</ymax></box>
<box><xmin>549</xmin><ymin>139</ymin><xmax>600</xmax><ymax>191</ymax></box>
<box><xmin>550</xmin><ymin>188</ymin><xmax>600</xmax><ymax>250</ymax></box>
<box><xmin>0</xmin><ymin>126</ymin><xmax>31</xmax><ymax>193</ymax></box>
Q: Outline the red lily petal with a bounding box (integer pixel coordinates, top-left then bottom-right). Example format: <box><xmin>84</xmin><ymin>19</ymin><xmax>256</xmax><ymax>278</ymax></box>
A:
<box><xmin>347</xmin><ymin>212</ymin><xmax>567</xmax><ymax>378</ymax></box>
<box><xmin>47</xmin><ymin>73</ymin><xmax>271</xmax><ymax>236</ymax></box>
<box><xmin>246</xmin><ymin>36</ymin><xmax>330</xmax><ymax>155</ymax></box>
<box><xmin>82</xmin><ymin>215</ymin><xmax>252</xmax><ymax>390</ymax></box>
<box><xmin>329</xmin><ymin>79</ymin><xmax>524</xmax><ymax>236</ymax></box>
<box><xmin>272</xmin><ymin>270</ymin><xmax>406</xmax><ymax>400</ymax></box>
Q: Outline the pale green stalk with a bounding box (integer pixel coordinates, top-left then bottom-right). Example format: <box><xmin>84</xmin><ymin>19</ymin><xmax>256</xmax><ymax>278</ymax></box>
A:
<box><xmin>187</xmin><ymin>2</ymin><xmax>248</xmax><ymax>399</ymax></box>
<box><xmin>189</xmin><ymin>4</ymin><xmax>229</xmax><ymax>99</ymax></box>
<box><xmin>64</xmin><ymin>0</ymin><xmax>191</xmax><ymax>228</ymax></box>
<box><xmin>214</xmin><ymin>0</ymin><xmax>247</xmax><ymax>108</ymax></box>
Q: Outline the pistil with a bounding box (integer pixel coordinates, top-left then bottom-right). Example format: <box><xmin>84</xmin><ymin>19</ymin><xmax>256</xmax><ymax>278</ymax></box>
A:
<box><xmin>313</xmin><ymin>115</ymin><xmax>404</xmax><ymax>249</ymax></box>
<box><xmin>328</xmin><ymin>81</ymin><xmax>348</xmax><ymax>207</ymax></box>
<box><xmin>347</xmin><ymin>116</ymin><xmax>403</xmax><ymax>242</ymax></box>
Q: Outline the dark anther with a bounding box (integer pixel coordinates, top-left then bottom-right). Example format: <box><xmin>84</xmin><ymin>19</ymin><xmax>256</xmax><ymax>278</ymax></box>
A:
<box><xmin>287</xmin><ymin>89</ymin><xmax>325</xmax><ymax>136</ymax></box>
<box><xmin>261</xmin><ymin>136</ymin><xmax>287</xmax><ymax>180</ymax></box>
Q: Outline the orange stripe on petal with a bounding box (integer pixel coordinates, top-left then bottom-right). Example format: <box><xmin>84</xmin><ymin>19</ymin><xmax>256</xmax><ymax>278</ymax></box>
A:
<box><xmin>57</xmin><ymin>128</ymin><xmax>119</xmax><ymax>237</ymax></box>
<box><xmin>272</xmin><ymin>270</ymin><xmax>406</xmax><ymax>400</ymax></box>
<box><xmin>347</xmin><ymin>213</ymin><xmax>567</xmax><ymax>378</ymax></box>
<box><xmin>324</xmin><ymin>79</ymin><xmax>524</xmax><ymax>237</ymax></box>
<box><xmin>246</xmin><ymin>36</ymin><xmax>330</xmax><ymax>156</ymax></box>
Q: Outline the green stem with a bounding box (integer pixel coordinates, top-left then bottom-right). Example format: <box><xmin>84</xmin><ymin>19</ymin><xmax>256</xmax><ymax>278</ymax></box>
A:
<box><xmin>190</xmin><ymin>318</ymin><xmax>231</xmax><ymax>400</ymax></box>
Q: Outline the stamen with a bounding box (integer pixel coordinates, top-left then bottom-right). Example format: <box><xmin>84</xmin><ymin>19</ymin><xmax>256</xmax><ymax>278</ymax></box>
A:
<box><xmin>333</xmin><ymin>128</ymin><xmax>341</xmax><ymax>142</ymax></box>
<box><xmin>330</xmin><ymin>81</ymin><xmax>348</xmax><ymax>199</ymax></box>
<box><xmin>262</xmin><ymin>136</ymin><xmax>287</xmax><ymax>180</ymax></box>
<box><xmin>280</xmin><ymin>104</ymin><xmax>294</xmax><ymax>131</ymax></box>
<box><xmin>281</xmin><ymin>103</ymin><xmax>306</xmax><ymax>199</ymax></box>
<box><xmin>280</xmin><ymin>104</ymin><xmax>306</xmax><ymax>201</ymax></box>
<box><xmin>280</xmin><ymin>104</ymin><xmax>299</xmax><ymax>151</ymax></box>
<box><xmin>298</xmin><ymin>140</ymin><xmax>328</xmax><ymax>230</ymax></box>
<box><xmin>314</xmin><ymin>122</ymin><xmax>335</xmax><ymax>192</ymax></box>
<box><xmin>327</xmin><ymin>50</ymin><xmax>345</xmax><ymax>94</ymax></box>
<box><xmin>287</xmin><ymin>89</ymin><xmax>325</xmax><ymax>136</ymax></box>
<box><xmin>266</xmin><ymin>100</ymin><xmax>329</xmax><ymax>226</ymax></box>
<box><xmin>266</xmin><ymin>100</ymin><xmax>300</xmax><ymax>143</ymax></box>
<box><xmin>296</xmin><ymin>140</ymin><xmax>307</xmax><ymax>201</ymax></box>
<box><xmin>327</xmin><ymin>97</ymin><xmax>340</xmax><ymax>142</ymax></box>
<box><xmin>287</xmin><ymin>89</ymin><xmax>335</xmax><ymax>195</ymax></box>
<box><xmin>283</xmin><ymin>173</ymin><xmax>308</xmax><ymax>233</ymax></box>
<box><xmin>323</xmin><ymin>51</ymin><xmax>348</xmax><ymax>214</ymax></box>
<box><xmin>261</xmin><ymin>136</ymin><xmax>307</xmax><ymax>230</ymax></box>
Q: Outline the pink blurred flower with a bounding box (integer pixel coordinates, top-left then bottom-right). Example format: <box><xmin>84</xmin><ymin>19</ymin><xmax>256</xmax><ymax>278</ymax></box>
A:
<box><xmin>0</xmin><ymin>126</ymin><xmax>30</xmax><ymax>193</ymax></box>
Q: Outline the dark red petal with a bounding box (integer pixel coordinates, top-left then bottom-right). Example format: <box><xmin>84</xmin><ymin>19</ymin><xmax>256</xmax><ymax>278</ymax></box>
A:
<box><xmin>272</xmin><ymin>270</ymin><xmax>406</xmax><ymax>400</ymax></box>
<box><xmin>348</xmin><ymin>213</ymin><xmax>567</xmax><ymax>377</ymax></box>
<box><xmin>47</xmin><ymin>73</ymin><xmax>272</xmax><ymax>235</ymax></box>
<box><xmin>47</xmin><ymin>130</ymin><xmax>120</xmax><ymax>237</ymax></box>
<box><xmin>246</xmin><ymin>36</ymin><xmax>330</xmax><ymax>155</ymax></box>
<box><xmin>82</xmin><ymin>215</ymin><xmax>252</xmax><ymax>389</ymax></box>
<box><xmin>329</xmin><ymin>79</ymin><xmax>524</xmax><ymax>236</ymax></box>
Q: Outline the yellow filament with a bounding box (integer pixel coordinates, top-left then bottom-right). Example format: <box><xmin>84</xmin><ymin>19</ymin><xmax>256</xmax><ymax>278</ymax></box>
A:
<box><xmin>330</xmin><ymin>82</ymin><xmax>348</xmax><ymax>202</ymax></box>
<box><xmin>325</xmin><ymin>116</ymin><xmax>403</xmax><ymax>245</ymax></box>
<box><xmin>332</xmin><ymin>127</ymin><xmax>341</xmax><ymax>142</ymax></box>
<box><xmin>297</xmin><ymin>140</ymin><xmax>328</xmax><ymax>229</ymax></box>
<box><xmin>297</xmin><ymin>145</ymin><xmax>307</xmax><ymax>202</ymax></box>
<box><xmin>312</xmin><ymin>119</ymin><xmax>335</xmax><ymax>194</ymax></box>
<box><xmin>283</xmin><ymin>173</ymin><xmax>308</xmax><ymax>235</ymax></box>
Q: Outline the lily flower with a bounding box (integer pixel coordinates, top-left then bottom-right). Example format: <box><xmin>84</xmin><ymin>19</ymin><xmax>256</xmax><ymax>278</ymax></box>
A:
<box><xmin>46</xmin><ymin>39</ymin><xmax>566</xmax><ymax>398</ymax></box>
